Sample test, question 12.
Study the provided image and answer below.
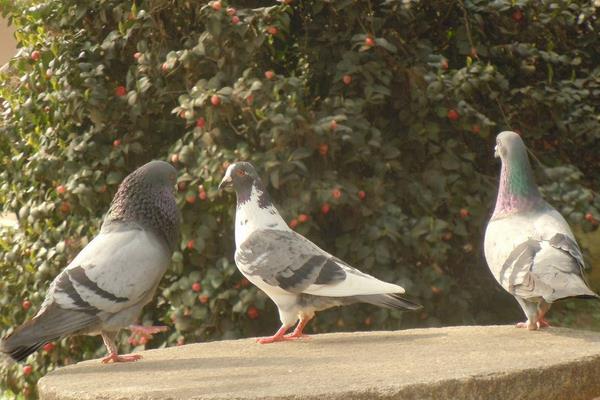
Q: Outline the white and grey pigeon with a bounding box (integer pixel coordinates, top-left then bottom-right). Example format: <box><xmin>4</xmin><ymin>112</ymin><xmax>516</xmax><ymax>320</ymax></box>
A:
<box><xmin>0</xmin><ymin>160</ymin><xmax>180</xmax><ymax>363</ymax></box>
<box><xmin>484</xmin><ymin>131</ymin><xmax>598</xmax><ymax>330</ymax></box>
<box><xmin>219</xmin><ymin>162</ymin><xmax>422</xmax><ymax>343</ymax></box>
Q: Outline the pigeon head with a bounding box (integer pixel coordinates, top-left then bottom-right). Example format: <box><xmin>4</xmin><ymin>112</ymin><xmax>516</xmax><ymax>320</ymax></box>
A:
<box><xmin>494</xmin><ymin>131</ymin><xmax>528</xmax><ymax>161</ymax></box>
<box><xmin>219</xmin><ymin>162</ymin><xmax>271</xmax><ymax>208</ymax></box>
<box><xmin>492</xmin><ymin>131</ymin><xmax>541</xmax><ymax>217</ymax></box>
<box><xmin>219</xmin><ymin>162</ymin><xmax>260</xmax><ymax>191</ymax></box>
<box><xmin>105</xmin><ymin>160</ymin><xmax>180</xmax><ymax>251</ymax></box>
<box><xmin>135</xmin><ymin>160</ymin><xmax>178</xmax><ymax>188</ymax></box>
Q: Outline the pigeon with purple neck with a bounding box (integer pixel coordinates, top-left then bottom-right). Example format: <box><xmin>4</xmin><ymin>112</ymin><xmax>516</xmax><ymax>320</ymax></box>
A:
<box><xmin>219</xmin><ymin>162</ymin><xmax>422</xmax><ymax>344</ymax></box>
<box><xmin>484</xmin><ymin>131</ymin><xmax>598</xmax><ymax>330</ymax></box>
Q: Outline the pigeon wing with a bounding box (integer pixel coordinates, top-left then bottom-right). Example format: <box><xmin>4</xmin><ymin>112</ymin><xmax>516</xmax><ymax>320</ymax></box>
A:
<box><xmin>235</xmin><ymin>229</ymin><xmax>405</xmax><ymax>297</ymax></box>
<box><xmin>46</xmin><ymin>222</ymin><xmax>170</xmax><ymax>316</ymax></box>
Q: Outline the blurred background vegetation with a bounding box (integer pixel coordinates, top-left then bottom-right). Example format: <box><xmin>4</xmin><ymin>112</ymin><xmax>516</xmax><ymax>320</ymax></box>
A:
<box><xmin>0</xmin><ymin>0</ymin><xmax>599</xmax><ymax>398</ymax></box>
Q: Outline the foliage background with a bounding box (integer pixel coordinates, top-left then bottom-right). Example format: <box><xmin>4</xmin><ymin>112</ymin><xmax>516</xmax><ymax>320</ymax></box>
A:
<box><xmin>0</xmin><ymin>0</ymin><xmax>600</xmax><ymax>397</ymax></box>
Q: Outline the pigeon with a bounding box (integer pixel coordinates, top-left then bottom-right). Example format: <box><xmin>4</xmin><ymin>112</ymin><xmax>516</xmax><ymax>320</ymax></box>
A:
<box><xmin>219</xmin><ymin>162</ymin><xmax>422</xmax><ymax>343</ymax></box>
<box><xmin>484</xmin><ymin>131</ymin><xmax>598</xmax><ymax>330</ymax></box>
<box><xmin>1</xmin><ymin>160</ymin><xmax>180</xmax><ymax>363</ymax></box>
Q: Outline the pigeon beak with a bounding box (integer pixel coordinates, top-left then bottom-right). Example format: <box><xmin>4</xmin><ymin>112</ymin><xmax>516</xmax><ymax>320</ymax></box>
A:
<box><xmin>218</xmin><ymin>176</ymin><xmax>233</xmax><ymax>191</ymax></box>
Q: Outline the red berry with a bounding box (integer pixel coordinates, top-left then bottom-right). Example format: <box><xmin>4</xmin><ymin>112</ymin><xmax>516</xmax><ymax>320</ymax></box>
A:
<box><xmin>460</xmin><ymin>208</ymin><xmax>470</xmax><ymax>219</ymax></box>
<box><xmin>59</xmin><ymin>202</ymin><xmax>71</xmax><ymax>214</ymax></box>
<box><xmin>133</xmin><ymin>52</ymin><xmax>142</xmax><ymax>61</ymax></box>
<box><xmin>210</xmin><ymin>95</ymin><xmax>221</xmax><ymax>106</ymax></box>
<box><xmin>331</xmin><ymin>188</ymin><xmax>342</xmax><ymax>200</ymax></box>
<box><xmin>139</xmin><ymin>336</ymin><xmax>148</xmax><ymax>345</ymax></box>
<box><xmin>364</xmin><ymin>37</ymin><xmax>375</xmax><ymax>47</ymax></box>
<box><xmin>43</xmin><ymin>342</ymin><xmax>55</xmax><ymax>352</ymax></box>
<box><xmin>289</xmin><ymin>218</ymin><xmax>298</xmax><ymax>229</ymax></box>
<box><xmin>330</xmin><ymin>120</ymin><xmax>337</xmax><ymax>131</ymax></box>
<box><xmin>267</xmin><ymin>26</ymin><xmax>278</xmax><ymax>35</ymax></box>
<box><xmin>187</xmin><ymin>240</ymin><xmax>196</xmax><ymax>251</ymax></box>
<box><xmin>211</xmin><ymin>1</ymin><xmax>222</xmax><ymax>11</ymax></box>
<box><xmin>447</xmin><ymin>109</ymin><xmax>460</xmax><ymax>121</ymax></box>
<box><xmin>115</xmin><ymin>86</ymin><xmax>127</xmax><ymax>97</ymax></box>
<box><xmin>226</xmin><ymin>7</ymin><xmax>236</xmax><ymax>15</ymax></box>
<box><xmin>321</xmin><ymin>203</ymin><xmax>331</xmax><ymax>215</ymax></box>
<box><xmin>185</xmin><ymin>193</ymin><xmax>196</xmax><ymax>204</ymax></box>
<box><xmin>471</xmin><ymin>124</ymin><xmax>481</xmax><ymax>134</ymax></box>
<box><xmin>358</xmin><ymin>190</ymin><xmax>366</xmax><ymax>200</ymax></box>
<box><xmin>113</xmin><ymin>139</ymin><xmax>121</xmax><ymax>147</ymax></box>
<box><xmin>342</xmin><ymin>75</ymin><xmax>352</xmax><ymax>85</ymax></box>
<box><xmin>441</xmin><ymin>59</ymin><xmax>449</xmax><ymax>70</ymax></box>
<box><xmin>31</xmin><ymin>50</ymin><xmax>41</xmax><ymax>62</ymax></box>
<box><xmin>198</xmin><ymin>190</ymin><xmax>207</xmax><ymax>200</ymax></box>
<box><xmin>247</xmin><ymin>306</ymin><xmax>259</xmax><ymax>320</ymax></box>
<box><xmin>264</xmin><ymin>70</ymin><xmax>275</xmax><ymax>80</ymax></box>
<box><xmin>319</xmin><ymin>143</ymin><xmax>329</xmax><ymax>156</ymax></box>
<box><xmin>298</xmin><ymin>214</ymin><xmax>309</xmax><ymax>223</ymax></box>
<box><xmin>196</xmin><ymin>117</ymin><xmax>206</xmax><ymax>128</ymax></box>
<box><xmin>22</xmin><ymin>365</ymin><xmax>33</xmax><ymax>376</ymax></box>
<box><xmin>231</xmin><ymin>15</ymin><xmax>240</xmax><ymax>25</ymax></box>
<box><xmin>199</xmin><ymin>295</ymin><xmax>209</xmax><ymax>304</ymax></box>
<box><xmin>22</xmin><ymin>300</ymin><xmax>32</xmax><ymax>310</ymax></box>
<box><xmin>171</xmin><ymin>154</ymin><xmax>179</xmax><ymax>164</ymax></box>
<box><xmin>246</xmin><ymin>94</ymin><xmax>254</xmax><ymax>106</ymax></box>
<box><xmin>512</xmin><ymin>9</ymin><xmax>523</xmax><ymax>22</ymax></box>
<box><xmin>56</xmin><ymin>185</ymin><xmax>66</xmax><ymax>195</ymax></box>
<box><xmin>192</xmin><ymin>282</ymin><xmax>201</xmax><ymax>292</ymax></box>
<box><xmin>161</xmin><ymin>63</ymin><xmax>170</xmax><ymax>73</ymax></box>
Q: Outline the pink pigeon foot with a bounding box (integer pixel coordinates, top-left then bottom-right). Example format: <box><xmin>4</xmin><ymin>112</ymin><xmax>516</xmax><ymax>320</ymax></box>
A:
<box><xmin>515</xmin><ymin>321</ymin><xmax>537</xmax><ymax>330</ymax></box>
<box><xmin>129</xmin><ymin>325</ymin><xmax>169</xmax><ymax>336</ymax></box>
<box><xmin>256</xmin><ymin>325</ymin><xmax>292</xmax><ymax>344</ymax></box>
<box><xmin>101</xmin><ymin>353</ymin><xmax>142</xmax><ymax>364</ymax></box>
<box><xmin>538</xmin><ymin>318</ymin><xmax>550</xmax><ymax>328</ymax></box>
<box><xmin>284</xmin><ymin>318</ymin><xmax>311</xmax><ymax>339</ymax></box>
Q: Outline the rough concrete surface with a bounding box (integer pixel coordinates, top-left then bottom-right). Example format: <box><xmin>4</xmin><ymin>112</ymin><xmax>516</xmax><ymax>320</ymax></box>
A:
<box><xmin>38</xmin><ymin>325</ymin><xmax>600</xmax><ymax>400</ymax></box>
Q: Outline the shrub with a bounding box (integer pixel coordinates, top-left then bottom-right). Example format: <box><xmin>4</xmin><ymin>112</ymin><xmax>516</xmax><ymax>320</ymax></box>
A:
<box><xmin>1</xmin><ymin>0</ymin><xmax>599</xmax><ymax>397</ymax></box>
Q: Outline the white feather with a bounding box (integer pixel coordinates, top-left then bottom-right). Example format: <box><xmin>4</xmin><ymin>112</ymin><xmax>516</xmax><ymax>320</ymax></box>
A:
<box><xmin>235</xmin><ymin>185</ymin><xmax>289</xmax><ymax>247</ymax></box>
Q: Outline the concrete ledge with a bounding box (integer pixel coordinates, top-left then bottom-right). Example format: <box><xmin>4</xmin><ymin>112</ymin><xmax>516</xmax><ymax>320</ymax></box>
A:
<box><xmin>38</xmin><ymin>325</ymin><xmax>600</xmax><ymax>400</ymax></box>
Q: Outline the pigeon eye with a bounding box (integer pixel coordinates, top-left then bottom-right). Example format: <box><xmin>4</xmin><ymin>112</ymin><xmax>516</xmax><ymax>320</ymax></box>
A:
<box><xmin>236</xmin><ymin>169</ymin><xmax>246</xmax><ymax>177</ymax></box>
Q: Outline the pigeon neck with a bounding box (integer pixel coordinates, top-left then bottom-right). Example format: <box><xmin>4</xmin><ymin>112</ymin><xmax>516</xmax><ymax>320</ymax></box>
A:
<box><xmin>105</xmin><ymin>183</ymin><xmax>179</xmax><ymax>252</ymax></box>
<box><xmin>492</xmin><ymin>151</ymin><xmax>542</xmax><ymax>219</ymax></box>
<box><xmin>235</xmin><ymin>181</ymin><xmax>289</xmax><ymax>247</ymax></box>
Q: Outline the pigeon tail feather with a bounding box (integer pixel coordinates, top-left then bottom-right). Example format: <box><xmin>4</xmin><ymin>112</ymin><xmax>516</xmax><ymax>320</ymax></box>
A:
<box><xmin>0</xmin><ymin>304</ymin><xmax>98</xmax><ymax>362</ymax></box>
<box><xmin>355</xmin><ymin>293</ymin><xmax>423</xmax><ymax>311</ymax></box>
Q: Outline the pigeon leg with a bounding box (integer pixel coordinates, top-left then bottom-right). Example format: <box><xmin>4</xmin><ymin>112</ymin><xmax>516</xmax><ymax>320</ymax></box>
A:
<box><xmin>100</xmin><ymin>331</ymin><xmax>142</xmax><ymax>363</ymax></box>
<box><xmin>129</xmin><ymin>325</ymin><xmax>169</xmax><ymax>336</ymax></box>
<box><xmin>536</xmin><ymin>302</ymin><xmax>551</xmax><ymax>328</ymax></box>
<box><xmin>256</xmin><ymin>325</ymin><xmax>292</xmax><ymax>344</ymax></box>
<box><xmin>284</xmin><ymin>315</ymin><xmax>313</xmax><ymax>339</ymax></box>
<box><xmin>515</xmin><ymin>298</ymin><xmax>539</xmax><ymax>330</ymax></box>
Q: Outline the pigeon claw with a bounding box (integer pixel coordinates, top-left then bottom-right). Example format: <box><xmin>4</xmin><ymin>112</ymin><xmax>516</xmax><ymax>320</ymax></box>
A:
<box><xmin>515</xmin><ymin>321</ymin><xmax>538</xmax><ymax>330</ymax></box>
<box><xmin>101</xmin><ymin>353</ymin><xmax>143</xmax><ymax>364</ymax></box>
<box><xmin>129</xmin><ymin>325</ymin><xmax>169</xmax><ymax>336</ymax></box>
<box><xmin>256</xmin><ymin>335</ymin><xmax>305</xmax><ymax>344</ymax></box>
<box><xmin>537</xmin><ymin>318</ymin><xmax>551</xmax><ymax>328</ymax></box>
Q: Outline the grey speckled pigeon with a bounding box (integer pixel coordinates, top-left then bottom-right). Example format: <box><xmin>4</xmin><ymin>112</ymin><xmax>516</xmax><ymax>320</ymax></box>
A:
<box><xmin>219</xmin><ymin>162</ymin><xmax>422</xmax><ymax>344</ymax></box>
<box><xmin>0</xmin><ymin>160</ymin><xmax>180</xmax><ymax>363</ymax></box>
<box><xmin>484</xmin><ymin>131</ymin><xmax>598</xmax><ymax>330</ymax></box>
